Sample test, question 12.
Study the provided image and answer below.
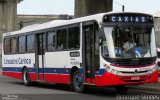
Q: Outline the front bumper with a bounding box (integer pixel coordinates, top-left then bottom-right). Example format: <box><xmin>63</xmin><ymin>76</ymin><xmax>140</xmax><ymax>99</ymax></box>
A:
<box><xmin>94</xmin><ymin>70</ymin><xmax>158</xmax><ymax>86</ymax></box>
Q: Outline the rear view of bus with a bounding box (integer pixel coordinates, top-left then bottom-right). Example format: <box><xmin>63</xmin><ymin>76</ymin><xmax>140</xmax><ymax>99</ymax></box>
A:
<box><xmin>99</xmin><ymin>13</ymin><xmax>158</xmax><ymax>91</ymax></box>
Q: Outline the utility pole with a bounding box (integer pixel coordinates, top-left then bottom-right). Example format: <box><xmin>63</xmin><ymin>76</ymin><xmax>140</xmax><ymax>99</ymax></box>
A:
<box><xmin>122</xmin><ymin>5</ymin><xmax>125</xmax><ymax>12</ymax></box>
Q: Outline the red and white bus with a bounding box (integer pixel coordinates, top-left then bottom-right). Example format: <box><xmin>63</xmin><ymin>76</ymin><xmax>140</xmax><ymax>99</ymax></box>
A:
<box><xmin>2</xmin><ymin>12</ymin><xmax>158</xmax><ymax>93</ymax></box>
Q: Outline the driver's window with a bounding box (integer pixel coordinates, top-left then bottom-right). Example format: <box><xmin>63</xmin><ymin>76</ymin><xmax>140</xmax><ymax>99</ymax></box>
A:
<box><xmin>101</xmin><ymin>37</ymin><xmax>109</xmax><ymax>57</ymax></box>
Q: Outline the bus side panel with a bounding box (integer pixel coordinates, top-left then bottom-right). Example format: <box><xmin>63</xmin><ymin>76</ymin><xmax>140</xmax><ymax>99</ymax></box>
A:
<box><xmin>2</xmin><ymin>54</ymin><xmax>36</xmax><ymax>81</ymax></box>
<box><xmin>44</xmin><ymin>51</ymin><xmax>81</xmax><ymax>84</ymax></box>
<box><xmin>44</xmin><ymin>74</ymin><xmax>70</xmax><ymax>84</ymax></box>
<box><xmin>3</xmin><ymin>71</ymin><xmax>22</xmax><ymax>80</ymax></box>
<box><xmin>44</xmin><ymin>52</ymin><xmax>71</xmax><ymax>84</ymax></box>
<box><xmin>29</xmin><ymin>72</ymin><xmax>36</xmax><ymax>81</ymax></box>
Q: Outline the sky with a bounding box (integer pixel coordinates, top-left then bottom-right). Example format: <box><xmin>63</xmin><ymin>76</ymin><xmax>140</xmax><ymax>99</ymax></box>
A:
<box><xmin>17</xmin><ymin>0</ymin><xmax>160</xmax><ymax>15</ymax></box>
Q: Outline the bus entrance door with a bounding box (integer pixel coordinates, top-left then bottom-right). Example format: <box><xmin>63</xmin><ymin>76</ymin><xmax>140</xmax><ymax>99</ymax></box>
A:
<box><xmin>83</xmin><ymin>23</ymin><xmax>99</xmax><ymax>85</ymax></box>
<box><xmin>35</xmin><ymin>33</ymin><xmax>46</xmax><ymax>81</ymax></box>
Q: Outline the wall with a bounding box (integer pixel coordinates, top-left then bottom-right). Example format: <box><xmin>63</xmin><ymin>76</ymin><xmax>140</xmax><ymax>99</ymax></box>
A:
<box><xmin>154</xmin><ymin>17</ymin><xmax>160</xmax><ymax>48</ymax></box>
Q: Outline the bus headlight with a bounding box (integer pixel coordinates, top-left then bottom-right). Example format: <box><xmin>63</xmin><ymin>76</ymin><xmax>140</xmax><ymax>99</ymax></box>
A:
<box><xmin>148</xmin><ymin>66</ymin><xmax>158</xmax><ymax>74</ymax></box>
<box><xmin>152</xmin><ymin>66</ymin><xmax>158</xmax><ymax>72</ymax></box>
<box><xmin>111</xmin><ymin>69</ymin><xmax>116</xmax><ymax>74</ymax></box>
<box><xmin>110</xmin><ymin>69</ymin><xmax>121</xmax><ymax>75</ymax></box>
<box><xmin>106</xmin><ymin>66</ymin><xmax>110</xmax><ymax>71</ymax></box>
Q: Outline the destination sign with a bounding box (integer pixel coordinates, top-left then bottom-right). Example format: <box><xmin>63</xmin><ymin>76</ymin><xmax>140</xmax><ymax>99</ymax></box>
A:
<box><xmin>103</xmin><ymin>13</ymin><xmax>153</xmax><ymax>23</ymax></box>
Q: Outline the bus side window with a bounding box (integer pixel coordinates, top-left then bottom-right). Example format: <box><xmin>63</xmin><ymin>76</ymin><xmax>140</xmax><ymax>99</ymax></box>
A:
<box><xmin>18</xmin><ymin>36</ymin><xmax>26</xmax><ymax>53</ymax></box>
<box><xmin>27</xmin><ymin>35</ymin><xmax>35</xmax><ymax>53</ymax></box>
<box><xmin>47</xmin><ymin>31</ymin><xmax>56</xmax><ymax>51</ymax></box>
<box><xmin>57</xmin><ymin>29</ymin><xmax>67</xmax><ymax>51</ymax></box>
<box><xmin>68</xmin><ymin>27</ymin><xmax>80</xmax><ymax>50</ymax></box>
<box><xmin>11</xmin><ymin>37</ymin><xmax>17</xmax><ymax>54</ymax></box>
<box><xmin>4</xmin><ymin>38</ymin><xmax>10</xmax><ymax>54</ymax></box>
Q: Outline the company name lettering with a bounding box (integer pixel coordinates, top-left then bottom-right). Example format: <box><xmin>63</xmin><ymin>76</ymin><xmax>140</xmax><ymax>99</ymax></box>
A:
<box><xmin>111</xmin><ymin>16</ymin><xmax>147</xmax><ymax>23</ymax></box>
<box><xmin>4</xmin><ymin>58</ymin><xmax>31</xmax><ymax>64</ymax></box>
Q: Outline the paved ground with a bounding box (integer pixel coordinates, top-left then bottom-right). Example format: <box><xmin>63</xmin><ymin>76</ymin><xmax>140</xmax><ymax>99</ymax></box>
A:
<box><xmin>129</xmin><ymin>77</ymin><xmax>160</xmax><ymax>93</ymax></box>
<box><xmin>0</xmin><ymin>70</ymin><xmax>160</xmax><ymax>100</ymax></box>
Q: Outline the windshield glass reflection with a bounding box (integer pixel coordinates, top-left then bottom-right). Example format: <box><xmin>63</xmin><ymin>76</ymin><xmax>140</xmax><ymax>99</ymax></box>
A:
<box><xmin>102</xmin><ymin>26</ymin><xmax>156</xmax><ymax>58</ymax></box>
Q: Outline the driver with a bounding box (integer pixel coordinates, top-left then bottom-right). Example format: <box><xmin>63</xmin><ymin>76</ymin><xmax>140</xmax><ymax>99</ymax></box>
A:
<box><xmin>123</xmin><ymin>37</ymin><xmax>137</xmax><ymax>52</ymax></box>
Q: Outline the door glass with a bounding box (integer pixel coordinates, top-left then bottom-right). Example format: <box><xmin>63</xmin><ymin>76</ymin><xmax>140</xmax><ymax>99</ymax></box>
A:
<box><xmin>83</xmin><ymin>23</ymin><xmax>99</xmax><ymax>80</ymax></box>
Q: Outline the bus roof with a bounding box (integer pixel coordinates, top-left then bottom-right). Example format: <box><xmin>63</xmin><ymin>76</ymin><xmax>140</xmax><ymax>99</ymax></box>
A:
<box><xmin>3</xmin><ymin>11</ymin><xmax>153</xmax><ymax>37</ymax></box>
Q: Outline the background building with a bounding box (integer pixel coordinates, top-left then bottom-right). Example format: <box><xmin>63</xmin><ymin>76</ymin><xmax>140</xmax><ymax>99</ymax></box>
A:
<box><xmin>154</xmin><ymin>11</ymin><xmax>160</xmax><ymax>48</ymax></box>
<box><xmin>17</xmin><ymin>14</ymin><xmax>73</xmax><ymax>29</ymax></box>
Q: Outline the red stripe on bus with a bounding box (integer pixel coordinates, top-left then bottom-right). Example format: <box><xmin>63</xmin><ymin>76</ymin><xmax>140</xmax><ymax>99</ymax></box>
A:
<box><xmin>29</xmin><ymin>73</ymin><xmax>70</xmax><ymax>84</ymax></box>
<box><xmin>3</xmin><ymin>72</ymin><xmax>22</xmax><ymax>80</ymax></box>
<box><xmin>2</xmin><ymin>70</ymin><xmax>158</xmax><ymax>86</ymax></box>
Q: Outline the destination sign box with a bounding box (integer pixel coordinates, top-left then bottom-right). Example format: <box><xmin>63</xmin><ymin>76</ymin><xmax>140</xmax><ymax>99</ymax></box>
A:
<box><xmin>103</xmin><ymin>13</ymin><xmax>153</xmax><ymax>23</ymax></box>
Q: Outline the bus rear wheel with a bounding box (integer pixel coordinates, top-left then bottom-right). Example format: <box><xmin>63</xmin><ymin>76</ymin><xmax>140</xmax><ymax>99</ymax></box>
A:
<box><xmin>72</xmin><ymin>70</ymin><xmax>86</xmax><ymax>93</ymax></box>
<box><xmin>22</xmin><ymin>68</ymin><xmax>31</xmax><ymax>86</ymax></box>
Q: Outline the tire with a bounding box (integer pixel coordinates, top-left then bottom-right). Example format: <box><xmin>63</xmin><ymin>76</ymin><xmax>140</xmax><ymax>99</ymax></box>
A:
<box><xmin>115</xmin><ymin>85</ymin><xmax>129</xmax><ymax>94</ymax></box>
<box><xmin>72</xmin><ymin>70</ymin><xmax>86</xmax><ymax>93</ymax></box>
<box><xmin>22</xmin><ymin>68</ymin><xmax>31</xmax><ymax>86</ymax></box>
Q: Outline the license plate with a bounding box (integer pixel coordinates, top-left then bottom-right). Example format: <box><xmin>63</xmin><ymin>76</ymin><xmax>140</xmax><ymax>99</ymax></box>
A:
<box><xmin>131</xmin><ymin>77</ymin><xmax>140</xmax><ymax>80</ymax></box>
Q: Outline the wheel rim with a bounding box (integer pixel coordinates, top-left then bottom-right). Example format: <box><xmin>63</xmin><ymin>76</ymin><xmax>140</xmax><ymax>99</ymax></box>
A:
<box><xmin>23</xmin><ymin>70</ymin><xmax>28</xmax><ymax>84</ymax></box>
<box><xmin>74</xmin><ymin>73</ymin><xmax>82</xmax><ymax>89</ymax></box>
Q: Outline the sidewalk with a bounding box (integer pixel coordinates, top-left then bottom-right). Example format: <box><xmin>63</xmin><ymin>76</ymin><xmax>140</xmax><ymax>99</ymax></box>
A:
<box><xmin>130</xmin><ymin>78</ymin><xmax>160</xmax><ymax>92</ymax></box>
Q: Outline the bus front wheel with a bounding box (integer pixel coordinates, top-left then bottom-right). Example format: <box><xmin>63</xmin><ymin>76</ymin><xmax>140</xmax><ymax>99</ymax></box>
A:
<box><xmin>72</xmin><ymin>70</ymin><xmax>86</xmax><ymax>93</ymax></box>
<box><xmin>22</xmin><ymin>68</ymin><xmax>31</xmax><ymax>86</ymax></box>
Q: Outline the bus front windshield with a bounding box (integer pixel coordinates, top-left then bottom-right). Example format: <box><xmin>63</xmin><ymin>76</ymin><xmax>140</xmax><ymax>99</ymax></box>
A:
<box><xmin>102</xmin><ymin>25</ymin><xmax>157</xmax><ymax>59</ymax></box>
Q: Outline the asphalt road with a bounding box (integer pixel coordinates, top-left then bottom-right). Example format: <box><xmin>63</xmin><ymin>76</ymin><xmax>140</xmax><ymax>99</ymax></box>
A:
<box><xmin>0</xmin><ymin>70</ymin><xmax>160</xmax><ymax>100</ymax></box>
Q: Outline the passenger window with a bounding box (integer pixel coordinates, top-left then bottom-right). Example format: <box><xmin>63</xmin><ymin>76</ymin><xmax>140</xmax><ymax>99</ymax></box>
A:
<box><xmin>47</xmin><ymin>31</ymin><xmax>56</xmax><ymax>51</ymax></box>
<box><xmin>27</xmin><ymin>35</ymin><xmax>35</xmax><ymax>52</ymax></box>
<box><xmin>19</xmin><ymin>36</ymin><xmax>26</xmax><ymax>53</ymax></box>
<box><xmin>11</xmin><ymin>37</ymin><xmax>17</xmax><ymax>53</ymax></box>
<box><xmin>68</xmin><ymin>27</ymin><xmax>80</xmax><ymax>49</ymax></box>
<box><xmin>4</xmin><ymin>38</ymin><xmax>10</xmax><ymax>54</ymax></box>
<box><xmin>57</xmin><ymin>29</ymin><xmax>67</xmax><ymax>50</ymax></box>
